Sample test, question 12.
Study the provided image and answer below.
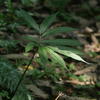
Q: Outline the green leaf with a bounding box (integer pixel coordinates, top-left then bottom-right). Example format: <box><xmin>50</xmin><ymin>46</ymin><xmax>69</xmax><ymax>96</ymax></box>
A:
<box><xmin>68</xmin><ymin>73</ymin><xmax>78</xmax><ymax>80</ymax></box>
<box><xmin>25</xmin><ymin>42</ymin><xmax>35</xmax><ymax>52</ymax></box>
<box><xmin>68</xmin><ymin>64</ymin><xmax>76</xmax><ymax>70</ymax></box>
<box><xmin>58</xmin><ymin>46</ymin><xmax>84</xmax><ymax>55</ymax></box>
<box><xmin>42</xmin><ymin>27</ymin><xmax>76</xmax><ymax>37</ymax></box>
<box><xmin>0</xmin><ymin>40</ymin><xmax>18</xmax><ymax>48</ymax></box>
<box><xmin>21</xmin><ymin>0</ymin><xmax>31</xmax><ymax>5</ymax></box>
<box><xmin>78</xmin><ymin>75</ymin><xmax>88</xmax><ymax>82</ymax></box>
<box><xmin>49</xmin><ymin>46</ymin><xmax>88</xmax><ymax>63</ymax></box>
<box><xmin>0</xmin><ymin>59</ymin><xmax>21</xmax><ymax>92</ymax></box>
<box><xmin>96</xmin><ymin>82</ymin><xmax>100</xmax><ymax>87</ymax></box>
<box><xmin>16</xmin><ymin>10</ymin><xmax>39</xmax><ymax>31</ymax></box>
<box><xmin>46</xmin><ymin>47</ymin><xmax>66</xmax><ymax>68</ymax></box>
<box><xmin>22</xmin><ymin>35</ymin><xmax>38</xmax><ymax>43</ymax></box>
<box><xmin>38</xmin><ymin>46</ymin><xmax>48</xmax><ymax>63</ymax></box>
<box><xmin>40</xmin><ymin>13</ymin><xmax>57</xmax><ymax>33</ymax></box>
<box><xmin>41</xmin><ymin>39</ymin><xmax>82</xmax><ymax>46</ymax></box>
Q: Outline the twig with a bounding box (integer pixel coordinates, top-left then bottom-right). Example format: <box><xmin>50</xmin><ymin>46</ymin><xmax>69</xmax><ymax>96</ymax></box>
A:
<box><xmin>74</xmin><ymin>65</ymin><xmax>97</xmax><ymax>75</ymax></box>
<box><xmin>55</xmin><ymin>92</ymin><xmax>64</xmax><ymax>100</ymax></box>
<box><xmin>8</xmin><ymin>50</ymin><xmax>37</xmax><ymax>100</ymax></box>
<box><xmin>1</xmin><ymin>53</ymin><xmax>30</xmax><ymax>59</ymax></box>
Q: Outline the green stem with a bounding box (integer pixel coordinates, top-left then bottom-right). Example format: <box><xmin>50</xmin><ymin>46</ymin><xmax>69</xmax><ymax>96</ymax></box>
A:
<box><xmin>9</xmin><ymin>51</ymin><xmax>36</xmax><ymax>100</ymax></box>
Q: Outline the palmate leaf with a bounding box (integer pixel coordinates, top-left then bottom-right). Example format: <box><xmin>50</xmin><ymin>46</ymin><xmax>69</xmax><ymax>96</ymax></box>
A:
<box><xmin>41</xmin><ymin>39</ymin><xmax>82</xmax><ymax>46</ymax></box>
<box><xmin>40</xmin><ymin>13</ymin><xmax>57</xmax><ymax>33</ymax></box>
<box><xmin>42</xmin><ymin>27</ymin><xmax>76</xmax><ymax>37</ymax></box>
<box><xmin>49</xmin><ymin>46</ymin><xmax>88</xmax><ymax>63</ymax></box>
<box><xmin>16</xmin><ymin>10</ymin><xmax>39</xmax><ymax>31</ymax></box>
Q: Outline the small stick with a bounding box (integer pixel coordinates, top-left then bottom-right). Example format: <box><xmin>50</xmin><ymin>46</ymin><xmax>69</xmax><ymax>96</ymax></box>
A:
<box><xmin>55</xmin><ymin>92</ymin><xmax>64</xmax><ymax>100</ymax></box>
<box><xmin>8</xmin><ymin>50</ymin><xmax>37</xmax><ymax>100</ymax></box>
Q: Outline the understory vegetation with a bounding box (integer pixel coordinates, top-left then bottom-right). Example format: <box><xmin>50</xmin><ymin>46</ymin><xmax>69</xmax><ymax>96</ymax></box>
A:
<box><xmin>0</xmin><ymin>0</ymin><xmax>100</xmax><ymax>100</ymax></box>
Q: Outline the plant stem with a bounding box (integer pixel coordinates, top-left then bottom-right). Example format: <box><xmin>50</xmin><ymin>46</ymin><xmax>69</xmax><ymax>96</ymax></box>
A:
<box><xmin>9</xmin><ymin>51</ymin><xmax>36</xmax><ymax>100</ymax></box>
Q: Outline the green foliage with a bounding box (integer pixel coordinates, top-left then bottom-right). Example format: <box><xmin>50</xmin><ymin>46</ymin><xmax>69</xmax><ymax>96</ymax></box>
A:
<box><xmin>45</xmin><ymin>0</ymin><xmax>70</xmax><ymax>10</ymax></box>
<box><xmin>58</xmin><ymin>47</ymin><xmax>83</xmax><ymax>55</ymax></box>
<box><xmin>45</xmin><ymin>46</ymin><xmax>66</xmax><ymax>68</ymax></box>
<box><xmin>0</xmin><ymin>40</ymin><xmax>18</xmax><ymax>49</ymax></box>
<box><xmin>40</xmin><ymin>13</ymin><xmax>57</xmax><ymax>33</ymax></box>
<box><xmin>60</xmin><ymin>12</ymin><xmax>78</xmax><ymax>23</ymax></box>
<box><xmin>96</xmin><ymin>82</ymin><xmax>100</xmax><ymax>87</ymax></box>
<box><xmin>0</xmin><ymin>0</ymin><xmax>98</xmax><ymax>99</ymax></box>
<box><xmin>68</xmin><ymin>63</ymin><xmax>76</xmax><ymax>70</ymax></box>
<box><xmin>0</xmin><ymin>0</ymin><xmax>6</xmax><ymax>6</ymax></box>
<box><xmin>78</xmin><ymin>75</ymin><xmax>88</xmax><ymax>82</ymax></box>
<box><xmin>0</xmin><ymin>7</ymin><xmax>88</xmax><ymax>99</ymax></box>
<box><xmin>25</xmin><ymin>42</ymin><xmax>35</xmax><ymax>52</ymax></box>
<box><xmin>0</xmin><ymin>13</ymin><xmax>7</xmax><ymax>30</ymax></box>
<box><xmin>5</xmin><ymin>0</ymin><xmax>14</xmax><ymax>13</ymax></box>
<box><xmin>21</xmin><ymin>0</ymin><xmax>39</xmax><ymax>6</ymax></box>
<box><xmin>42</xmin><ymin>27</ymin><xmax>76</xmax><ymax>37</ymax></box>
<box><xmin>49</xmin><ymin>46</ymin><xmax>87</xmax><ymax>63</ymax></box>
<box><xmin>21</xmin><ymin>0</ymin><xmax>33</xmax><ymax>5</ymax></box>
<box><xmin>87</xmin><ymin>51</ymin><xmax>98</xmax><ymax>57</ymax></box>
<box><xmin>32</xmin><ymin>67</ymin><xmax>60</xmax><ymax>81</ymax></box>
<box><xmin>0</xmin><ymin>91</ymin><xmax>9</xmax><ymax>99</ymax></box>
<box><xmin>0</xmin><ymin>58</ymin><xmax>20</xmax><ymax>92</ymax></box>
<box><xmin>41</xmin><ymin>39</ymin><xmax>82</xmax><ymax>46</ymax></box>
<box><xmin>16</xmin><ymin>10</ymin><xmax>40</xmax><ymax>31</ymax></box>
<box><xmin>76</xmin><ymin>84</ymin><xmax>95</xmax><ymax>89</ymax></box>
<box><xmin>0</xmin><ymin>1</ymin><xmax>18</xmax><ymax>32</ymax></box>
<box><xmin>0</xmin><ymin>58</ymin><xmax>28</xmax><ymax>99</ymax></box>
<box><xmin>12</xmin><ymin>92</ymin><xmax>29</xmax><ymax>100</ymax></box>
<box><xmin>16</xmin><ymin>9</ymin><xmax>86</xmax><ymax>70</ymax></box>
